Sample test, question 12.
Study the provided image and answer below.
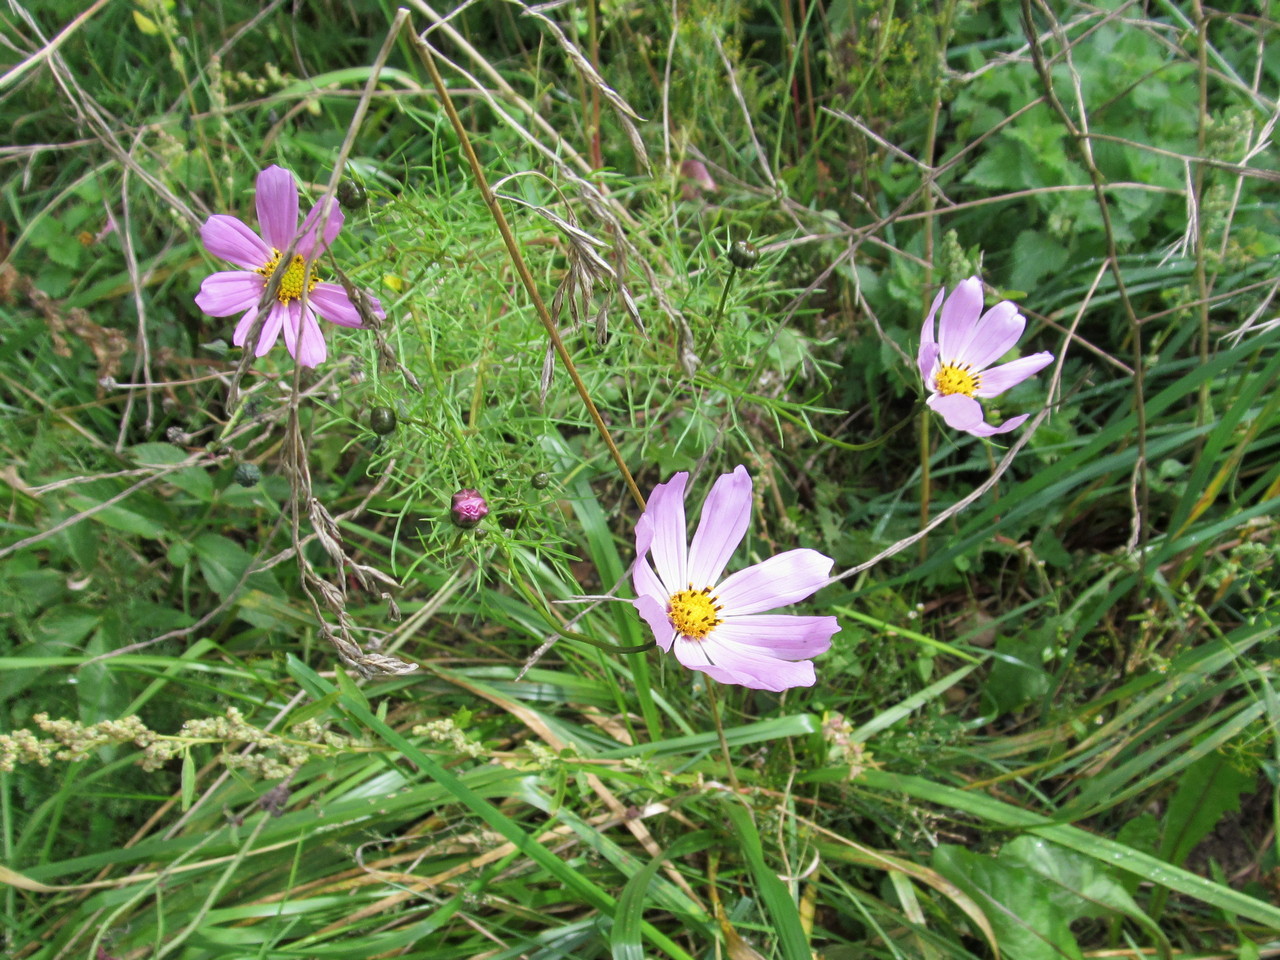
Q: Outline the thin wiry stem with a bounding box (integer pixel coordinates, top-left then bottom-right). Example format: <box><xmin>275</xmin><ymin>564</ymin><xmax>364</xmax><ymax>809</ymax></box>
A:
<box><xmin>409</xmin><ymin>31</ymin><xmax>645</xmax><ymax>513</ymax></box>
<box><xmin>1022</xmin><ymin>0</ymin><xmax>1149</xmax><ymax>609</ymax></box>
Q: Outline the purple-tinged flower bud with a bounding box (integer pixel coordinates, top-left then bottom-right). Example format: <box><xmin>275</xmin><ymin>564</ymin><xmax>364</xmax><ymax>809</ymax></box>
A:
<box><xmin>450</xmin><ymin>489</ymin><xmax>489</xmax><ymax>528</ymax></box>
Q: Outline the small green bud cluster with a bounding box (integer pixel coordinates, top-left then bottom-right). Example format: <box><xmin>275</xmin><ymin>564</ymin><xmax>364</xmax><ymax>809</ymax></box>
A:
<box><xmin>0</xmin><ymin>708</ymin><xmax>361</xmax><ymax>781</ymax></box>
<box><xmin>1</xmin><ymin>714</ymin><xmax>155</xmax><ymax>772</ymax></box>
<box><xmin>138</xmin><ymin>708</ymin><xmax>361</xmax><ymax>778</ymax></box>
<box><xmin>411</xmin><ymin>718</ymin><xmax>487</xmax><ymax>759</ymax></box>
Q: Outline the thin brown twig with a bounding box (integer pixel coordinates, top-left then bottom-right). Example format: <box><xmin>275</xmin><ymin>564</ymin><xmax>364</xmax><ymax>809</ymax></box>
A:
<box><xmin>1022</xmin><ymin>0</ymin><xmax>1149</xmax><ymax>610</ymax></box>
<box><xmin>408</xmin><ymin>28</ymin><xmax>645</xmax><ymax>512</ymax></box>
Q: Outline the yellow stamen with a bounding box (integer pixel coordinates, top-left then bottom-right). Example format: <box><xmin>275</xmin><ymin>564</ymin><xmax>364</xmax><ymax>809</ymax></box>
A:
<box><xmin>667</xmin><ymin>584</ymin><xmax>724</xmax><ymax>641</ymax></box>
<box><xmin>256</xmin><ymin>250</ymin><xmax>320</xmax><ymax>305</ymax></box>
<box><xmin>935</xmin><ymin>362</ymin><xmax>981</xmax><ymax>398</ymax></box>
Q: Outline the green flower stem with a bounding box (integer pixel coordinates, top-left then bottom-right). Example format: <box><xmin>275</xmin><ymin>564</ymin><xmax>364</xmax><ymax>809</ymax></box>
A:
<box><xmin>918</xmin><ymin>407</ymin><xmax>931</xmax><ymax>561</ymax></box>
<box><xmin>705</xmin><ymin>681</ymin><xmax>740</xmax><ymax>792</ymax></box>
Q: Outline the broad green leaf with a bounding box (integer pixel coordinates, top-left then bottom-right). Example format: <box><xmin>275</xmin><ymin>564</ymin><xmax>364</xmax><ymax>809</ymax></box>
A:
<box><xmin>933</xmin><ymin>844</ymin><xmax>1083</xmax><ymax>960</ymax></box>
<box><xmin>65</xmin><ymin>492</ymin><xmax>167</xmax><ymax>540</ymax></box>
<box><xmin>720</xmin><ymin>800</ymin><xmax>810</xmax><ymax>960</ymax></box>
<box><xmin>1002</xmin><ymin>836</ymin><xmax>1170</xmax><ymax>959</ymax></box>
<box><xmin>861</xmin><ymin>769</ymin><xmax>1280</xmax><ymax>929</ymax></box>
<box><xmin>1160</xmin><ymin>750</ymin><xmax>1257</xmax><ymax>867</ymax></box>
<box><xmin>191</xmin><ymin>533</ymin><xmax>283</xmax><ymax>628</ymax></box>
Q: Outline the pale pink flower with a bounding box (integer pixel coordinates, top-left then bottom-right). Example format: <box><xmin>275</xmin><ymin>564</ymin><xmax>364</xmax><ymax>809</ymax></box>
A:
<box><xmin>194</xmin><ymin>165</ymin><xmax>383</xmax><ymax>368</ymax></box>
<box><xmin>632</xmin><ymin>466</ymin><xmax>839</xmax><ymax>691</ymax></box>
<box><xmin>917</xmin><ymin>276</ymin><xmax>1054</xmax><ymax>437</ymax></box>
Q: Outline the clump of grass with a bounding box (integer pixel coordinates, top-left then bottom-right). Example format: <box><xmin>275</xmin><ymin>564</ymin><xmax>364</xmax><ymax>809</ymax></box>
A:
<box><xmin>2</xmin><ymin>2</ymin><xmax>1279</xmax><ymax>959</ymax></box>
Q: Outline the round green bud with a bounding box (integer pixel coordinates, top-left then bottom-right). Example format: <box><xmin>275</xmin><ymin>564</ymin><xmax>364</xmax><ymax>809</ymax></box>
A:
<box><xmin>234</xmin><ymin>462</ymin><xmax>262</xmax><ymax>488</ymax></box>
<box><xmin>728</xmin><ymin>240</ymin><xmax>759</xmax><ymax>269</ymax></box>
<box><xmin>370</xmin><ymin>406</ymin><xmax>397</xmax><ymax>435</ymax></box>
<box><xmin>337</xmin><ymin>179</ymin><xmax>368</xmax><ymax>209</ymax></box>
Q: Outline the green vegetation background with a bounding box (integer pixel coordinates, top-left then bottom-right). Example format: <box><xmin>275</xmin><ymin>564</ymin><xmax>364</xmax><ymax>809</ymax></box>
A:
<box><xmin>1</xmin><ymin>0</ymin><xmax>1278</xmax><ymax>958</ymax></box>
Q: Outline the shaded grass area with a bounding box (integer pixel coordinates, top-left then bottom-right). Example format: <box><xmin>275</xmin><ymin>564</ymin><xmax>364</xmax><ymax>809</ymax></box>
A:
<box><xmin>1</xmin><ymin>1</ymin><xmax>1278</xmax><ymax>958</ymax></box>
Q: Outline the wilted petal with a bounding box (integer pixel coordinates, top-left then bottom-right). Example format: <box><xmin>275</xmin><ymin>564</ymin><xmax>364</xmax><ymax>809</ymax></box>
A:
<box><xmin>714</xmin><ymin>549</ymin><xmax>833</xmax><ymax>616</ymax></box>
<box><xmin>713</xmin><ymin>614</ymin><xmax>839</xmax><ymax>659</ymax></box>
<box><xmin>937</xmin><ymin>277</ymin><xmax>983</xmax><ymax>356</ymax></box>
<box><xmin>687</xmin><ymin>465</ymin><xmax>752</xmax><ymax>588</ymax></box>
<box><xmin>196</xmin><ymin>271</ymin><xmax>263</xmax><ymax>316</ymax></box>
<box><xmin>975</xmin><ymin>352</ymin><xmax>1054</xmax><ymax>398</ymax></box>
<box><xmin>953</xmin><ymin>300</ymin><xmax>1024</xmax><ymax>371</ymax></box>
<box><xmin>636</xmin><ymin>472</ymin><xmax>688</xmax><ymax>592</ymax></box>
<box><xmin>201</xmin><ymin>215</ymin><xmax>271</xmax><ymax>268</ymax></box>
<box><xmin>308</xmin><ymin>282</ymin><xmax>364</xmax><ymax>328</ymax></box>
<box><xmin>255</xmin><ymin>165</ymin><xmax>299</xmax><ymax>250</ymax></box>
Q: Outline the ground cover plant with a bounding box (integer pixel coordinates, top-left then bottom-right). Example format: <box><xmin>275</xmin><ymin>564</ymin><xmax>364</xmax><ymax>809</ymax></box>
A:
<box><xmin>1</xmin><ymin>0</ymin><xmax>1278</xmax><ymax>958</ymax></box>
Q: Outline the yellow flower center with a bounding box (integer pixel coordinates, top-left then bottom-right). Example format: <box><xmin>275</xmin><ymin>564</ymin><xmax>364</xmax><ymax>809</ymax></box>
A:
<box><xmin>668</xmin><ymin>585</ymin><xmax>723</xmax><ymax>641</ymax></box>
<box><xmin>256</xmin><ymin>250</ymin><xmax>320</xmax><ymax>304</ymax></box>
<box><xmin>935</xmin><ymin>362</ymin><xmax>981</xmax><ymax>398</ymax></box>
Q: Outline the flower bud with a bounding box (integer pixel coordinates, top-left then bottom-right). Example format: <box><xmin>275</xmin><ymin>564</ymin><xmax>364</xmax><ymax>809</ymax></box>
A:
<box><xmin>450</xmin><ymin>489</ymin><xmax>489</xmax><ymax>528</ymax></box>
<box><xmin>369</xmin><ymin>406</ymin><xmax>397</xmax><ymax>435</ymax></box>
<box><xmin>728</xmin><ymin>240</ymin><xmax>758</xmax><ymax>269</ymax></box>
<box><xmin>234</xmin><ymin>463</ymin><xmax>262</xmax><ymax>488</ymax></box>
<box><xmin>337</xmin><ymin>179</ymin><xmax>368</xmax><ymax>209</ymax></box>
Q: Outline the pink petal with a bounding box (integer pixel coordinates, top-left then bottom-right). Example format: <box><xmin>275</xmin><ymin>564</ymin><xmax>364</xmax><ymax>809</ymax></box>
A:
<box><xmin>254</xmin><ymin>305</ymin><xmax>286</xmax><ymax>356</ymax></box>
<box><xmin>927</xmin><ymin>393</ymin><xmax>986</xmax><ymax>431</ymax></box>
<box><xmin>297</xmin><ymin>196</ymin><xmax>344</xmax><ymax>258</ymax></box>
<box><xmin>296</xmin><ymin>306</ymin><xmax>328</xmax><ymax>367</ymax></box>
<box><xmin>687</xmin><ymin>466</ymin><xmax>752</xmax><ymax>588</ymax></box>
<box><xmin>713</xmin><ymin>614</ymin><xmax>839</xmax><ymax>659</ymax></box>
<box><xmin>201</xmin><ymin>215</ymin><xmax>271</xmax><ymax>268</ymax></box>
<box><xmin>928</xmin><ymin>393</ymin><xmax>1026</xmax><ymax>437</ymax></box>
<box><xmin>232</xmin><ymin>306</ymin><xmax>262</xmax><ymax>348</ymax></box>
<box><xmin>937</xmin><ymin>277</ymin><xmax>983</xmax><ymax>358</ymax></box>
<box><xmin>636</xmin><ymin>473</ymin><xmax>688</xmax><ymax>593</ymax></box>
<box><xmin>308</xmin><ymin>282</ymin><xmax>365</xmax><ymax>328</ymax></box>
<box><xmin>256</xmin><ymin>165</ymin><xmax>299</xmax><ymax>250</ymax></box>
<box><xmin>952</xmin><ymin>300</ymin><xmax>1025</xmax><ymax>372</ymax></box>
<box><xmin>195</xmin><ymin>271</ymin><xmax>263</xmax><ymax>316</ymax></box>
<box><xmin>917</xmin><ymin>288</ymin><xmax>944</xmax><ymax>378</ymax></box>
<box><xmin>633</xmin><ymin>593</ymin><xmax>677</xmax><ymax>651</ymax></box>
<box><xmin>713</xmin><ymin>548</ymin><xmax>833</xmax><ymax>616</ymax></box>
<box><xmin>633</xmin><ymin>555</ymin><xmax>667</xmax><ymax>606</ymax></box>
<box><xmin>975</xmin><ymin>351</ymin><xmax>1054</xmax><ymax>398</ymax></box>
<box><xmin>673</xmin><ymin>636</ymin><xmax>817</xmax><ymax>690</ymax></box>
<box><xmin>279</xmin><ymin>300</ymin><xmax>301</xmax><ymax>359</ymax></box>
<box><xmin>918</xmin><ymin>341</ymin><xmax>941</xmax><ymax>389</ymax></box>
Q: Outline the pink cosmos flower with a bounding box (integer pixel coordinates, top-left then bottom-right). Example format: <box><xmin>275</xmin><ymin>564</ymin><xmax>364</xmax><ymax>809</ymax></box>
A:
<box><xmin>631</xmin><ymin>466</ymin><xmax>840</xmax><ymax>691</ymax></box>
<box><xmin>194</xmin><ymin>165</ymin><xmax>384</xmax><ymax>368</ymax></box>
<box><xmin>917</xmin><ymin>276</ymin><xmax>1054</xmax><ymax>437</ymax></box>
